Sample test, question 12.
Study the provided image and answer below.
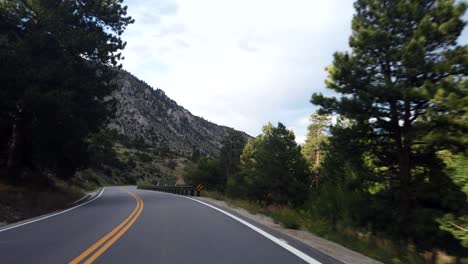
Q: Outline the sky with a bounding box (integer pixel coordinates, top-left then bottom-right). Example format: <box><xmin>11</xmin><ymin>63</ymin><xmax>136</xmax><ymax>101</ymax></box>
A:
<box><xmin>121</xmin><ymin>0</ymin><xmax>468</xmax><ymax>143</ymax></box>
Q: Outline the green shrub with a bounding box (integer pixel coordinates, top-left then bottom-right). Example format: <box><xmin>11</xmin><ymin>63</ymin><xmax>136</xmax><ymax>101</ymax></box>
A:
<box><xmin>135</xmin><ymin>152</ymin><xmax>153</xmax><ymax>163</ymax></box>
<box><xmin>166</xmin><ymin>159</ymin><xmax>178</xmax><ymax>170</ymax></box>
<box><xmin>136</xmin><ymin>179</ymin><xmax>154</xmax><ymax>188</ymax></box>
<box><xmin>203</xmin><ymin>190</ymin><xmax>225</xmax><ymax>200</ymax></box>
<box><xmin>271</xmin><ymin>210</ymin><xmax>301</xmax><ymax>229</ymax></box>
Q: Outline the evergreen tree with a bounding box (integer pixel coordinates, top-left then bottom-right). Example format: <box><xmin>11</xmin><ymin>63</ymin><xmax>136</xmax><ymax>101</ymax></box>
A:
<box><xmin>0</xmin><ymin>0</ymin><xmax>133</xmax><ymax>182</ymax></box>
<box><xmin>301</xmin><ymin>112</ymin><xmax>331</xmax><ymax>188</ymax></box>
<box><xmin>312</xmin><ymin>0</ymin><xmax>467</xmax><ymax>251</ymax></box>
<box><xmin>438</xmin><ymin>214</ymin><xmax>468</xmax><ymax>248</ymax></box>
<box><xmin>235</xmin><ymin>123</ymin><xmax>310</xmax><ymax>206</ymax></box>
<box><xmin>183</xmin><ymin>156</ymin><xmax>223</xmax><ymax>191</ymax></box>
<box><xmin>219</xmin><ymin>130</ymin><xmax>247</xmax><ymax>188</ymax></box>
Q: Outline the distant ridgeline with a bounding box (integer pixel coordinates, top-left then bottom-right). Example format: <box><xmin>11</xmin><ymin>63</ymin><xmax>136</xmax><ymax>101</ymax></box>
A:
<box><xmin>108</xmin><ymin>70</ymin><xmax>250</xmax><ymax>157</ymax></box>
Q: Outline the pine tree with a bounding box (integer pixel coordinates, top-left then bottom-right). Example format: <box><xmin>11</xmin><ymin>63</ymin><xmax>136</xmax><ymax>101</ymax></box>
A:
<box><xmin>312</xmin><ymin>0</ymin><xmax>467</xmax><ymax>251</ymax></box>
<box><xmin>219</xmin><ymin>130</ymin><xmax>247</xmax><ymax>188</ymax></box>
<box><xmin>183</xmin><ymin>156</ymin><xmax>222</xmax><ymax>191</ymax></box>
<box><xmin>0</xmin><ymin>0</ymin><xmax>133</xmax><ymax>182</ymax></box>
<box><xmin>301</xmin><ymin>112</ymin><xmax>331</xmax><ymax>188</ymax></box>
<box><xmin>236</xmin><ymin>123</ymin><xmax>310</xmax><ymax>206</ymax></box>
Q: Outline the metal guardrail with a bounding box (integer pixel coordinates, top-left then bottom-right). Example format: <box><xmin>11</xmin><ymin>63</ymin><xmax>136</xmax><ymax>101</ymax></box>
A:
<box><xmin>140</xmin><ymin>185</ymin><xmax>201</xmax><ymax>196</ymax></box>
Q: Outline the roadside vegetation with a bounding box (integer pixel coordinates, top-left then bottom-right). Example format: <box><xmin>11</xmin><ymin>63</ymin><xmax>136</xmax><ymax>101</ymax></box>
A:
<box><xmin>201</xmin><ymin>190</ymin><xmax>418</xmax><ymax>263</ymax></box>
<box><xmin>0</xmin><ymin>181</ymin><xmax>85</xmax><ymax>224</ymax></box>
<box><xmin>0</xmin><ymin>0</ymin><xmax>135</xmax><ymax>223</ymax></box>
<box><xmin>0</xmin><ymin>0</ymin><xmax>133</xmax><ymax>185</ymax></box>
<box><xmin>0</xmin><ymin>0</ymin><xmax>190</xmax><ymax>224</ymax></box>
<box><xmin>184</xmin><ymin>1</ymin><xmax>468</xmax><ymax>263</ymax></box>
<box><xmin>73</xmin><ymin>129</ymin><xmax>184</xmax><ymax>190</ymax></box>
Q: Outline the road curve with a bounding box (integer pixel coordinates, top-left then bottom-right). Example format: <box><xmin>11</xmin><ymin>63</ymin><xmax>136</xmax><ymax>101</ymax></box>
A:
<box><xmin>0</xmin><ymin>186</ymin><xmax>342</xmax><ymax>264</ymax></box>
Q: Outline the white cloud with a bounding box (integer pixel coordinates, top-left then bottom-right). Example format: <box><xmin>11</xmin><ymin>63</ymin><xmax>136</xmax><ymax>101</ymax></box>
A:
<box><xmin>121</xmin><ymin>0</ymin><xmax>468</xmax><ymax>143</ymax></box>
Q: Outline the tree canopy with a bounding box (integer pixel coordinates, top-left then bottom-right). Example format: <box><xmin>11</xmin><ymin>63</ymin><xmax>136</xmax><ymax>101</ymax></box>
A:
<box><xmin>233</xmin><ymin>123</ymin><xmax>310</xmax><ymax>206</ymax></box>
<box><xmin>311</xmin><ymin>0</ymin><xmax>467</xmax><ymax>252</ymax></box>
<box><xmin>301</xmin><ymin>112</ymin><xmax>331</xmax><ymax>187</ymax></box>
<box><xmin>0</xmin><ymin>0</ymin><xmax>133</xmax><ymax>183</ymax></box>
<box><xmin>184</xmin><ymin>130</ymin><xmax>247</xmax><ymax>192</ymax></box>
<box><xmin>219</xmin><ymin>130</ymin><xmax>248</xmax><ymax>185</ymax></box>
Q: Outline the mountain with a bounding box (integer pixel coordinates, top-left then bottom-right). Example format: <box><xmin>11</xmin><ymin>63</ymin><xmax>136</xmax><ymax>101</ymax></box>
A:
<box><xmin>108</xmin><ymin>70</ymin><xmax>249</xmax><ymax>157</ymax></box>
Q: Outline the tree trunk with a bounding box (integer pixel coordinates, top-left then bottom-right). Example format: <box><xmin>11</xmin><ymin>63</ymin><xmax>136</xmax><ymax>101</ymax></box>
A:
<box><xmin>6</xmin><ymin>105</ymin><xmax>23</xmax><ymax>183</ymax></box>
<box><xmin>431</xmin><ymin>249</ymin><xmax>437</xmax><ymax>264</ymax></box>
<box><xmin>315</xmin><ymin>127</ymin><xmax>321</xmax><ymax>188</ymax></box>
<box><xmin>390</xmin><ymin>100</ymin><xmax>411</xmax><ymax>223</ymax></box>
<box><xmin>400</xmin><ymin>100</ymin><xmax>413</xmax><ymax>222</ymax></box>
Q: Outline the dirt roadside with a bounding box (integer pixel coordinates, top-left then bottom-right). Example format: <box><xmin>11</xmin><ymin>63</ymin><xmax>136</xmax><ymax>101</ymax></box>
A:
<box><xmin>0</xmin><ymin>183</ymin><xmax>99</xmax><ymax>226</ymax></box>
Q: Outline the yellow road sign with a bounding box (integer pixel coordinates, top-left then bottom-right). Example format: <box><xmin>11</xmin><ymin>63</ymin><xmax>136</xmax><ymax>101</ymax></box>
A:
<box><xmin>196</xmin><ymin>184</ymin><xmax>204</xmax><ymax>192</ymax></box>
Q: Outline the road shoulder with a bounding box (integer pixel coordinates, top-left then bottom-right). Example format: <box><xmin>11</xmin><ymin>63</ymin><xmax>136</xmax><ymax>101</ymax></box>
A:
<box><xmin>195</xmin><ymin>196</ymin><xmax>381</xmax><ymax>264</ymax></box>
<box><xmin>0</xmin><ymin>187</ymin><xmax>104</xmax><ymax>231</ymax></box>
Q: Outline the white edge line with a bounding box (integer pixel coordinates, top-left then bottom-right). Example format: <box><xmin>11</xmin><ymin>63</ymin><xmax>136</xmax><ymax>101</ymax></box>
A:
<box><xmin>0</xmin><ymin>187</ymin><xmax>105</xmax><ymax>233</ymax></box>
<box><xmin>185</xmin><ymin>197</ymin><xmax>322</xmax><ymax>264</ymax></box>
<box><xmin>141</xmin><ymin>189</ymin><xmax>321</xmax><ymax>264</ymax></box>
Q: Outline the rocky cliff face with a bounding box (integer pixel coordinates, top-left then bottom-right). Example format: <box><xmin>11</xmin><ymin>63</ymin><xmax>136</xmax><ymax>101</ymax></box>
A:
<box><xmin>108</xmin><ymin>70</ymin><xmax>247</xmax><ymax>156</ymax></box>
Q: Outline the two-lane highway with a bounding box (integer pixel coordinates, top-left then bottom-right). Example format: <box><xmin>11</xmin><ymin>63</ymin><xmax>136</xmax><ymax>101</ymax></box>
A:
<box><xmin>0</xmin><ymin>186</ymin><xmax>341</xmax><ymax>264</ymax></box>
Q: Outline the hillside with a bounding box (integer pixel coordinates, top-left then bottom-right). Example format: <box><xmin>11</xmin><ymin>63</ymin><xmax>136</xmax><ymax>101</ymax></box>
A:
<box><xmin>108</xmin><ymin>70</ymin><xmax>247</xmax><ymax>157</ymax></box>
<box><xmin>72</xmin><ymin>70</ymin><xmax>250</xmax><ymax>189</ymax></box>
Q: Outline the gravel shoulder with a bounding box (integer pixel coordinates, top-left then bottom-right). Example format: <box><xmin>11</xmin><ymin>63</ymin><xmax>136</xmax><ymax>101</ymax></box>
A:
<box><xmin>197</xmin><ymin>196</ymin><xmax>382</xmax><ymax>264</ymax></box>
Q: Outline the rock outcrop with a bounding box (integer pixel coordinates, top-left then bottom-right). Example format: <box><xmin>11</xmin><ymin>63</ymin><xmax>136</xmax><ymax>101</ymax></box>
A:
<box><xmin>108</xmin><ymin>70</ymin><xmax>249</xmax><ymax>156</ymax></box>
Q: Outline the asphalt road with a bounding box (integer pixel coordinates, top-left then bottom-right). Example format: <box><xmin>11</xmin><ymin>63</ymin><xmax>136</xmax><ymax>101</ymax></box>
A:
<box><xmin>0</xmin><ymin>186</ymin><xmax>342</xmax><ymax>264</ymax></box>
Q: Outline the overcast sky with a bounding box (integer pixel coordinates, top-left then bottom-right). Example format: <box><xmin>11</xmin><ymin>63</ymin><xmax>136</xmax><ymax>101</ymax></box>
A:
<box><xmin>121</xmin><ymin>0</ymin><xmax>468</xmax><ymax>143</ymax></box>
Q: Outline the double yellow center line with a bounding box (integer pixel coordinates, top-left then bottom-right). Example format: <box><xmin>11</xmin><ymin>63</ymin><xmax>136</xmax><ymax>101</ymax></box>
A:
<box><xmin>69</xmin><ymin>189</ymin><xmax>144</xmax><ymax>264</ymax></box>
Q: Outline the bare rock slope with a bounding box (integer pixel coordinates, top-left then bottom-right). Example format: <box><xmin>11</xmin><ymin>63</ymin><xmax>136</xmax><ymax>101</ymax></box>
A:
<box><xmin>108</xmin><ymin>70</ymin><xmax>248</xmax><ymax>156</ymax></box>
